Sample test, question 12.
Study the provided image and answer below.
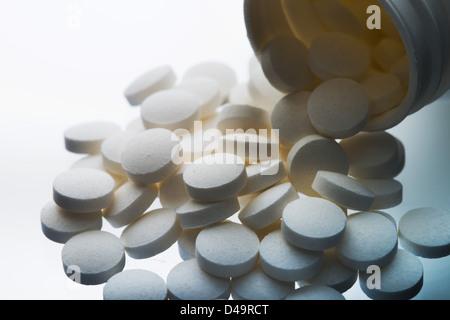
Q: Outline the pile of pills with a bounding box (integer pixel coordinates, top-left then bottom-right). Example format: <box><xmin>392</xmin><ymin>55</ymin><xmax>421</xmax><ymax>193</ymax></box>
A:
<box><xmin>40</xmin><ymin>0</ymin><xmax>450</xmax><ymax>300</ymax></box>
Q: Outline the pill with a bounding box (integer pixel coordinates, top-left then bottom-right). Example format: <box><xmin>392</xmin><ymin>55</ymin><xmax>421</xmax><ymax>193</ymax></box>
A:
<box><xmin>167</xmin><ymin>258</ymin><xmax>230</xmax><ymax>300</ymax></box>
<box><xmin>358</xmin><ymin>178</ymin><xmax>403</xmax><ymax>210</ymax></box>
<box><xmin>390</xmin><ymin>54</ymin><xmax>410</xmax><ymax>86</ymax></box>
<box><xmin>195</xmin><ymin>221</ymin><xmax>260</xmax><ymax>278</ymax></box>
<box><xmin>123</xmin><ymin>65</ymin><xmax>176</xmax><ymax>106</ymax></box>
<box><xmin>307</xmin><ymin>78</ymin><xmax>370</xmax><ymax>139</ymax></box>
<box><xmin>373</xmin><ymin>38</ymin><xmax>406</xmax><ymax>72</ymax></box>
<box><xmin>260</xmin><ymin>34</ymin><xmax>315</xmax><ymax>93</ymax></box>
<box><xmin>237</xmin><ymin>159</ymin><xmax>286</xmax><ymax>196</ymax></box>
<box><xmin>103</xmin><ymin>269</ymin><xmax>167</xmax><ymax>300</ymax></box>
<box><xmin>308</xmin><ymin>32</ymin><xmax>371</xmax><ymax>81</ymax></box>
<box><xmin>301</xmin><ymin>248</ymin><xmax>357</xmax><ymax>294</ymax></box>
<box><xmin>231</xmin><ymin>264</ymin><xmax>295</xmax><ymax>300</ymax></box>
<box><xmin>174</xmin><ymin>77</ymin><xmax>222</xmax><ymax>118</ymax></box>
<box><xmin>284</xmin><ymin>285</ymin><xmax>346</xmax><ymax>300</ymax></box>
<box><xmin>259</xmin><ymin>230</ymin><xmax>323</xmax><ymax>282</ymax></box>
<box><xmin>312</xmin><ymin>171</ymin><xmax>375</xmax><ymax>211</ymax></box>
<box><xmin>339</xmin><ymin>131</ymin><xmax>401</xmax><ymax>179</ymax></box>
<box><xmin>176</xmin><ymin>196</ymin><xmax>240</xmax><ymax>229</ymax></box>
<box><xmin>228</xmin><ymin>82</ymin><xmax>258</xmax><ymax>107</ymax></box>
<box><xmin>183</xmin><ymin>61</ymin><xmax>237</xmax><ymax>103</ymax></box>
<box><xmin>216</xmin><ymin>104</ymin><xmax>271</xmax><ymax>134</ymax></box>
<box><xmin>361</xmin><ymin>73</ymin><xmax>405</xmax><ymax>115</ymax></box>
<box><xmin>40</xmin><ymin>201</ymin><xmax>102</xmax><ymax>244</ymax></box>
<box><xmin>281</xmin><ymin>197</ymin><xmax>347</xmax><ymax>251</ymax></box>
<box><xmin>286</xmin><ymin>134</ymin><xmax>349</xmax><ymax>197</ymax></box>
<box><xmin>335</xmin><ymin>211</ymin><xmax>398</xmax><ymax>270</ymax></box>
<box><xmin>371</xmin><ymin>210</ymin><xmax>398</xmax><ymax>229</ymax></box>
<box><xmin>120</xmin><ymin>208</ymin><xmax>182</xmax><ymax>259</ymax></box>
<box><xmin>124</xmin><ymin>117</ymin><xmax>146</xmax><ymax>135</ymax></box>
<box><xmin>61</xmin><ymin>230</ymin><xmax>125</xmax><ymax>285</ymax></box>
<box><xmin>140</xmin><ymin>89</ymin><xmax>201</xmax><ymax>131</ymax></box>
<box><xmin>102</xmin><ymin>181</ymin><xmax>158</xmax><ymax>228</ymax></box>
<box><xmin>312</xmin><ymin>0</ymin><xmax>363</xmax><ymax>37</ymax></box>
<box><xmin>271</xmin><ymin>91</ymin><xmax>317</xmax><ymax>148</ymax></box>
<box><xmin>239</xmin><ymin>182</ymin><xmax>299</xmax><ymax>231</ymax></box>
<box><xmin>177</xmin><ymin>228</ymin><xmax>203</xmax><ymax>261</ymax></box>
<box><xmin>64</xmin><ymin>121</ymin><xmax>121</xmax><ymax>155</ymax></box>
<box><xmin>244</xmin><ymin>0</ymin><xmax>274</xmax><ymax>54</ymax></box>
<box><xmin>158</xmin><ymin>166</ymin><xmax>190</xmax><ymax>210</ymax></box>
<box><xmin>53</xmin><ymin>168</ymin><xmax>115</xmax><ymax>213</ymax></box>
<box><xmin>120</xmin><ymin>128</ymin><xmax>181</xmax><ymax>185</ymax></box>
<box><xmin>254</xmin><ymin>219</ymin><xmax>282</xmax><ymax>241</ymax></box>
<box><xmin>101</xmin><ymin>131</ymin><xmax>135</xmax><ymax>176</ymax></box>
<box><xmin>359</xmin><ymin>249</ymin><xmax>423</xmax><ymax>300</ymax></box>
<box><xmin>398</xmin><ymin>207</ymin><xmax>450</xmax><ymax>258</ymax></box>
<box><xmin>182</xmin><ymin>153</ymin><xmax>247</xmax><ymax>202</ymax></box>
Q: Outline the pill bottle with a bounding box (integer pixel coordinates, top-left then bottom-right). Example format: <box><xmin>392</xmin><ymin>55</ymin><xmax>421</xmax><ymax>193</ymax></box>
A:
<box><xmin>244</xmin><ymin>0</ymin><xmax>450</xmax><ymax>131</ymax></box>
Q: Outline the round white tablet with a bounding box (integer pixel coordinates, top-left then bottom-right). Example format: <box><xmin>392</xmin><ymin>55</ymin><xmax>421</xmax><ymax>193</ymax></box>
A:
<box><xmin>373</xmin><ymin>38</ymin><xmax>406</xmax><ymax>72</ymax></box>
<box><xmin>335</xmin><ymin>211</ymin><xmax>398</xmax><ymax>270</ymax></box>
<box><xmin>64</xmin><ymin>121</ymin><xmax>121</xmax><ymax>155</ymax></box>
<box><xmin>53</xmin><ymin>168</ymin><xmax>115</xmax><ymax>213</ymax></box>
<box><xmin>102</xmin><ymin>181</ymin><xmax>158</xmax><ymax>228</ymax></box>
<box><xmin>120</xmin><ymin>128</ymin><xmax>181</xmax><ymax>185</ymax></box>
<box><xmin>40</xmin><ymin>201</ymin><xmax>102</xmax><ymax>244</ymax></box>
<box><xmin>124</xmin><ymin>65</ymin><xmax>176</xmax><ymax>106</ymax></box>
<box><xmin>61</xmin><ymin>230</ymin><xmax>125</xmax><ymax>285</ymax></box>
<box><xmin>398</xmin><ymin>207</ymin><xmax>450</xmax><ymax>258</ymax></box>
<box><xmin>237</xmin><ymin>160</ymin><xmax>286</xmax><ymax>196</ymax></box>
<box><xmin>216</xmin><ymin>104</ymin><xmax>271</xmax><ymax>134</ymax></box>
<box><xmin>358</xmin><ymin>178</ymin><xmax>403</xmax><ymax>210</ymax></box>
<box><xmin>140</xmin><ymin>89</ymin><xmax>201</xmax><ymax>131</ymax></box>
<box><xmin>178</xmin><ymin>228</ymin><xmax>203</xmax><ymax>261</ymax></box>
<box><xmin>282</xmin><ymin>197</ymin><xmax>347</xmax><ymax>251</ymax></box>
<box><xmin>259</xmin><ymin>230</ymin><xmax>323</xmax><ymax>282</ymax></box>
<box><xmin>101</xmin><ymin>131</ymin><xmax>135</xmax><ymax>176</ymax></box>
<box><xmin>390</xmin><ymin>54</ymin><xmax>410</xmax><ymax>86</ymax></box>
<box><xmin>284</xmin><ymin>285</ymin><xmax>346</xmax><ymax>300</ymax></box>
<box><xmin>103</xmin><ymin>269</ymin><xmax>167</xmax><ymax>300</ymax></box>
<box><xmin>120</xmin><ymin>208</ymin><xmax>182</xmax><ymax>259</ymax></box>
<box><xmin>307</xmin><ymin>78</ymin><xmax>370</xmax><ymax>139</ymax></box>
<box><xmin>195</xmin><ymin>221</ymin><xmax>260</xmax><ymax>278</ymax></box>
<box><xmin>228</xmin><ymin>83</ymin><xmax>258</xmax><ymax>107</ymax></box>
<box><xmin>158</xmin><ymin>166</ymin><xmax>190</xmax><ymax>210</ymax></box>
<box><xmin>183</xmin><ymin>153</ymin><xmax>247</xmax><ymax>202</ymax></box>
<box><xmin>167</xmin><ymin>259</ymin><xmax>230</xmax><ymax>300</ymax></box>
<box><xmin>361</xmin><ymin>73</ymin><xmax>404</xmax><ymax>115</ymax></box>
<box><xmin>286</xmin><ymin>134</ymin><xmax>349</xmax><ymax>197</ymax></box>
<box><xmin>231</xmin><ymin>265</ymin><xmax>295</xmax><ymax>300</ymax></box>
<box><xmin>359</xmin><ymin>249</ymin><xmax>423</xmax><ymax>300</ymax></box>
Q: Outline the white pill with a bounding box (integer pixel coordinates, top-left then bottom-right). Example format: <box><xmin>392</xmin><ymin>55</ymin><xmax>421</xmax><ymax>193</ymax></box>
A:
<box><xmin>40</xmin><ymin>201</ymin><xmax>102</xmax><ymax>244</ymax></box>
<box><xmin>183</xmin><ymin>61</ymin><xmax>237</xmax><ymax>103</ymax></box>
<box><xmin>307</xmin><ymin>78</ymin><xmax>370</xmax><ymax>139</ymax></box>
<box><xmin>398</xmin><ymin>207</ymin><xmax>450</xmax><ymax>258</ymax></box>
<box><xmin>176</xmin><ymin>196</ymin><xmax>240</xmax><ymax>229</ymax></box>
<box><xmin>361</xmin><ymin>73</ymin><xmax>405</xmax><ymax>115</ymax></box>
<box><xmin>282</xmin><ymin>197</ymin><xmax>347</xmax><ymax>251</ymax></box>
<box><xmin>359</xmin><ymin>249</ymin><xmax>423</xmax><ymax>300</ymax></box>
<box><xmin>259</xmin><ymin>230</ymin><xmax>323</xmax><ymax>282</ymax></box>
<box><xmin>124</xmin><ymin>117</ymin><xmax>146</xmax><ymax>135</ymax></box>
<box><xmin>101</xmin><ymin>131</ymin><xmax>135</xmax><ymax>176</ymax></box>
<box><xmin>159</xmin><ymin>166</ymin><xmax>190</xmax><ymax>210</ymax></box>
<box><xmin>103</xmin><ymin>269</ymin><xmax>167</xmax><ymax>300</ymax></box>
<box><xmin>61</xmin><ymin>230</ymin><xmax>125</xmax><ymax>285</ymax></box>
<box><xmin>373</xmin><ymin>38</ymin><xmax>406</xmax><ymax>72</ymax></box>
<box><xmin>340</xmin><ymin>131</ymin><xmax>401</xmax><ymax>179</ymax></box>
<box><xmin>312</xmin><ymin>171</ymin><xmax>375</xmax><ymax>211</ymax></box>
<box><xmin>64</xmin><ymin>121</ymin><xmax>121</xmax><ymax>155</ymax></box>
<box><xmin>358</xmin><ymin>178</ymin><xmax>403</xmax><ymax>210</ymax></box>
<box><xmin>312</xmin><ymin>0</ymin><xmax>363</xmax><ymax>37</ymax></box>
<box><xmin>335</xmin><ymin>211</ymin><xmax>398</xmax><ymax>270</ymax></box>
<box><xmin>195</xmin><ymin>221</ymin><xmax>260</xmax><ymax>278</ymax></box>
<box><xmin>124</xmin><ymin>65</ymin><xmax>176</xmax><ymax>106</ymax></box>
<box><xmin>239</xmin><ymin>182</ymin><xmax>299</xmax><ymax>231</ymax></box>
<box><xmin>228</xmin><ymin>82</ymin><xmax>258</xmax><ymax>107</ymax></box>
<box><xmin>301</xmin><ymin>248</ymin><xmax>358</xmax><ymax>294</ymax></box>
<box><xmin>53</xmin><ymin>168</ymin><xmax>115</xmax><ymax>213</ymax></box>
<box><xmin>178</xmin><ymin>228</ymin><xmax>203</xmax><ymax>261</ymax></box>
<box><xmin>260</xmin><ymin>34</ymin><xmax>315</xmax><ymax>93</ymax></box>
<box><xmin>183</xmin><ymin>153</ymin><xmax>247</xmax><ymax>202</ymax></box>
<box><xmin>140</xmin><ymin>89</ymin><xmax>201</xmax><ymax>131</ymax></box>
<box><xmin>231</xmin><ymin>264</ymin><xmax>295</xmax><ymax>300</ymax></box>
<box><xmin>284</xmin><ymin>285</ymin><xmax>346</xmax><ymax>300</ymax></box>
<box><xmin>120</xmin><ymin>128</ymin><xmax>181</xmax><ymax>185</ymax></box>
<box><xmin>237</xmin><ymin>160</ymin><xmax>286</xmax><ymax>196</ymax></box>
<box><xmin>308</xmin><ymin>32</ymin><xmax>371</xmax><ymax>81</ymax></box>
<box><xmin>102</xmin><ymin>181</ymin><xmax>158</xmax><ymax>228</ymax></box>
<box><xmin>120</xmin><ymin>208</ymin><xmax>182</xmax><ymax>259</ymax></box>
<box><xmin>167</xmin><ymin>259</ymin><xmax>230</xmax><ymax>300</ymax></box>
<box><xmin>390</xmin><ymin>54</ymin><xmax>410</xmax><ymax>86</ymax></box>
<box><xmin>216</xmin><ymin>104</ymin><xmax>271</xmax><ymax>134</ymax></box>
<box><xmin>286</xmin><ymin>134</ymin><xmax>349</xmax><ymax>197</ymax></box>
<box><xmin>271</xmin><ymin>91</ymin><xmax>317</xmax><ymax>148</ymax></box>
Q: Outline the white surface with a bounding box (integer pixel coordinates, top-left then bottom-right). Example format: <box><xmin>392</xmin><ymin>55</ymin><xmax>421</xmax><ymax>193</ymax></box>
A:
<box><xmin>1</xmin><ymin>0</ymin><xmax>450</xmax><ymax>300</ymax></box>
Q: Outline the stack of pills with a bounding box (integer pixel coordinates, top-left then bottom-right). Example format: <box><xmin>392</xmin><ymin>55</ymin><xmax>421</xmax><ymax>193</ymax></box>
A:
<box><xmin>40</xmin><ymin>0</ymin><xmax>450</xmax><ymax>300</ymax></box>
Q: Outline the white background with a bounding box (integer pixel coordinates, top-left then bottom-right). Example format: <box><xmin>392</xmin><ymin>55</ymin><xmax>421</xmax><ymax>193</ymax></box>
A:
<box><xmin>0</xmin><ymin>0</ymin><xmax>449</xmax><ymax>300</ymax></box>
